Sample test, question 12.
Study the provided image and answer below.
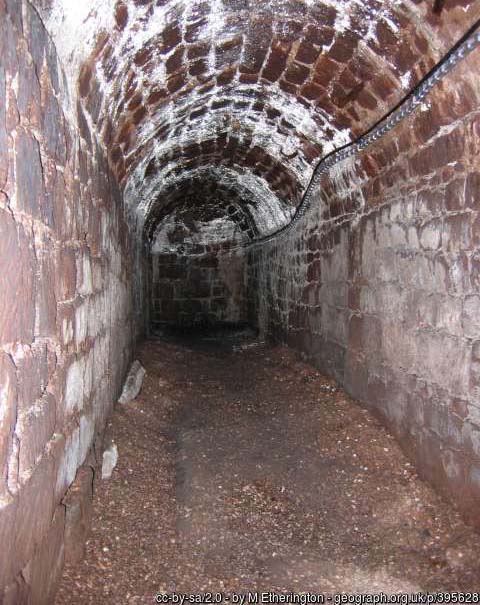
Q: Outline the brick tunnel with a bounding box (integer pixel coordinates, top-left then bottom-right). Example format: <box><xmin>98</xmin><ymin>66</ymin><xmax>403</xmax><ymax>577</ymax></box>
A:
<box><xmin>2</xmin><ymin>0</ymin><xmax>480</xmax><ymax>601</ymax></box>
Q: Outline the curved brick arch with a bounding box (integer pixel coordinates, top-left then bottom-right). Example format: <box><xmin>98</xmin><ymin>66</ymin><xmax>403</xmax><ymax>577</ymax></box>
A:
<box><xmin>147</xmin><ymin>179</ymin><xmax>260</xmax><ymax>256</ymax></box>
<box><xmin>146</xmin><ymin>171</ymin><xmax>276</xmax><ymax>244</ymax></box>
<box><xmin>36</xmin><ymin>0</ymin><xmax>480</xmax><ymax>240</ymax></box>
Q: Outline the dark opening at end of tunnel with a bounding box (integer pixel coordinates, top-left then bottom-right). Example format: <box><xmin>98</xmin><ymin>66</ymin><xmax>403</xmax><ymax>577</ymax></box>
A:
<box><xmin>146</xmin><ymin>175</ymin><xmax>266</xmax><ymax>335</ymax></box>
<box><xmin>149</xmin><ymin>238</ymin><xmax>254</xmax><ymax>335</ymax></box>
<box><xmin>152</xmin><ymin>321</ymin><xmax>260</xmax><ymax>351</ymax></box>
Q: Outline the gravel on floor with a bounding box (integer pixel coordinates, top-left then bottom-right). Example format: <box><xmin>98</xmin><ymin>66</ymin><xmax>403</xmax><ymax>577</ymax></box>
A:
<box><xmin>55</xmin><ymin>334</ymin><xmax>480</xmax><ymax>603</ymax></box>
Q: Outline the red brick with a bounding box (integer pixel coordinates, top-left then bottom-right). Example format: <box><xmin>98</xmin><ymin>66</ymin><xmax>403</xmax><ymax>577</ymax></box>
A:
<box><xmin>166</xmin><ymin>45</ymin><xmax>184</xmax><ymax>74</ymax></box>
<box><xmin>284</xmin><ymin>62</ymin><xmax>310</xmax><ymax>85</ymax></box>
<box><xmin>78</xmin><ymin>63</ymin><xmax>92</xmax><ymax>98</ymax></box>
<box><xmin>296</xmin><ymin>40</ymin><xmax>319</xmax><ymax>64</ymax></box>
<box><xmin>114</xmin><ymin>1</ymin><xmax>128</xmax><ymax>30</ymax></box>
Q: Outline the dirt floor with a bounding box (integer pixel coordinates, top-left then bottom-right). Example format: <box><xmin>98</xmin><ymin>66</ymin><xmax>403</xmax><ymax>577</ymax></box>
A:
<box><xmin>55</xmin><ymin>330</ymin><xmax>480</xmax><ymax>603</ymax></box>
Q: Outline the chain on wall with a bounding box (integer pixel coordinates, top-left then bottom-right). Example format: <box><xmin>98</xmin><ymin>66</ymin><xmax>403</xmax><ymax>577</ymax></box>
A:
<box><xmin>240</xmin><ymin>18</ymin><xmax>480</xmax><ymax>253</ymax></box>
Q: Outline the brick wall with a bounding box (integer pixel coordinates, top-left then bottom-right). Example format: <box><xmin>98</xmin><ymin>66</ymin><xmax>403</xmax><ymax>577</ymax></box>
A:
<box><xmin>248</xmin><ymin>46</ymin><xmax>480</xmax><ymax>527</ymax></box>
<box><xmin>151</xmin><ymin>246</ymin><xmax>247</xmax><ymax>329</ymax></box>
<box><xmin>66</xmin><ymin>0</ymin><xmax>480</xmax><ymax>245</ymax></box>
<box><xmin>0</xmin><ymin>2</ymin><xmax>136</xmax><ymax>601</ymax></box>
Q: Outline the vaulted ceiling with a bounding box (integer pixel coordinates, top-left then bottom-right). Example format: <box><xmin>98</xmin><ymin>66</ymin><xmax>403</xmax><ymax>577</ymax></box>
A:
<box><xmin>34</xmin><ymin>0</ymin><xmax>480</xmax><ymax>245</ymax></box>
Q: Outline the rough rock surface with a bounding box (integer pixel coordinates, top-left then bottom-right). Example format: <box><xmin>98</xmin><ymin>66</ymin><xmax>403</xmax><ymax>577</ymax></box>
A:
<box><xmin>118</xmin><ymin>361</ymin><xmax>146</xmax><ymax>404</ymax></box>
<box><xmin>101</xmin><ymin>443</ymin><xmax>119</xmax><ymax>480</ymax></box>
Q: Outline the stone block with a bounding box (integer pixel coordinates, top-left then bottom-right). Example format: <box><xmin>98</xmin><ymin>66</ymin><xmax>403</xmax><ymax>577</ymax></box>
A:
<box><xmin>118</xmin><ymin>360</ymin><xmax>146</xmax><ymax>404</ymax></box>
<box><xmin>155</xmin><ymin>282</ymin><xmax>174</xmax><ymax>299</ymax></box>
<box><xmin>434</xmin><ymin>295</ymin><xmax>462</xmax><ymax>333</ymax></box>
<box><xmin>56</xmin><ymin>303</ymin><xmax>75</xmax><ymax>347</ymax></box>
<box><xmin>14</xmin><ymin>129</ymin><xmax>44</xmax><ymax>220</ymax></box>
<box><xmin>443</xmin><ymin>213</ymin><xmax>472</xmax><ymax>253</ymax></box>
<box><xmin>180</xmin><ymin>299</ymin><xmax>203</xmax><ymax>316</ymax></box>
<box><xmin>63</xmin><ymin>465</ymin><xmax>93</xmax><ymax>565</ymax></box>
<box><xmin>55</xmin><ymin>428</ymin><xmax>80</xmax><ymax>502</ymax></box>
<box><xmin>26</xmin><ymin>3</ymin><xmax>47</xmax><ymax>67</ymax></box>
<box><xmin>157</xmin><ymin>262</ymin><xmax>187</xmax><ymax>279</ymax></box>
<box><xmin>348</xmin><ymin>313</ymin><xmax>376</xmax><ymax>356</ymax></box>
<box><xmin>188</xmin><ymin>279</ymin><xmax>211</xmax><ymax>299</ymax></box>
<box><xmin>64</xmin><ymin>357</ymin><xmax>85</xmax><ymax>415</ymax></box>
<box><xmin>159</xmin><ymin>299</ymin><xmax>178</xmax><ymax>321</ymax></box>
<box><xmin>0</xmin><ymin>67</ymin><xmax>8</xmax><ymax>189</ymax></box>
<box><xmin>465</xmin><ymin>171</ymin><xmax>480</xmax><ymax>209</ymax></box>
<box><xmin>445</xmin><ymin>177</ymin><xmax>466</xmax><ymax>211</ymax></box>
<box><xmin>54</xmin><ymin>246</ymin><xmax>77</xmax><ymax>302</ymax></box>
<box><xmin>197</xmin><ymin>254</ymin><xmax>218</xmax><ymax>268</ymax></box>
<box><xmin>77</xmin><ymin>249</ymin><xmax>93</xmax><ymax>297</ymax></box>
<box><xmin>462</xmin><ymin>295</ymin><xmax>480</xmax><ymax>338</ymax></box>
<box><xmin>15</xmin><ymin>343</ymin><xmax>49</xmax><ymax>413</ymax></box>
<box><xmin>462</xmin><ymin>419</ymin><xmax>480</xmax><ymax>460</ymax></box>
<box><xmin>416</xmin><ymin>332</ymin><xmax>469</xmax><ymax>395</ymax></box>
<box><xmin>17</xmin><ymin>392</ymin><xmax>56</xmax><ymax>479</ymax></box>
<box><xmin>440</xmin><ymin>448</ymin><xmax>467</xmax><ymax>496</ymax></box>
<box><xmin>307</xmin><ymin>259</ymin><xmax>321</xmax><ymax>282</ymax></box>
<box><xmin>0</xmin><ymin>209</ymin><xmax>35</xmax><ymax>344</ymax></box>
<box><xmin>41</xmin><ymin>78</ymin><xmax>67</xmax><ymax>165</ymax></box>
<box><xmin>13</xmin><ymin>453</ymin><xmax>55</xmax><ymax>581</ymax></box>
<box><xmin>35</xmin><ymin>240</ymin><xmax>57</xmax><ymax>338</ymax></box>
<box><xmin>419</xmin><ymin>220</ymin><xmax>441</xmax><ymax>250</ymax></box>
<box><xmin>472</xmin><ymin>340</ymin><xmax>480</xmax><ymax>362</ymax></box>
<box><xmin>0</xmin><ymin>351</ymin><xmax>17</xmax><ymax>488</ymax></box>
<box><xmin>26</xmin><ymin>505</ymin><xmax>65</xmax><ymax>605</ymax></box>
<box><xmin>74</xmin><ymin>301</ymin><xmax>89</xmax><ymax>346</ymax></box>
<box><xmin>0</xmin><ymin>496</ymin><xmax>18</xmax><ymax>588</ymax></box>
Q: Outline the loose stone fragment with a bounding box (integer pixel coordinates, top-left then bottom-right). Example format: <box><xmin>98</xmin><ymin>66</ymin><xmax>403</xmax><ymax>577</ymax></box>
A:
<box><xmin>118</xmin><ymin>360</ymin><xmax>146</xmax><ymax>404</ymax></box>
<box><xmin>101</xmin><ymin>443</ymin><xmax>118</xmax><ymax>480</ymax></box>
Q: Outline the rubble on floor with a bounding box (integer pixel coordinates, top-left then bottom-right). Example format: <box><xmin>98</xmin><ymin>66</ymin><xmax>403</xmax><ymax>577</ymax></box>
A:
<box><xmin>55</xmin><ymin>335</ymin><xmax>480</xmax><ymax>603</ymax></box>
<box><xmin>118</xmin><ymin>360</ymin><xmax>147</xmax><ymax>404</ymax></box>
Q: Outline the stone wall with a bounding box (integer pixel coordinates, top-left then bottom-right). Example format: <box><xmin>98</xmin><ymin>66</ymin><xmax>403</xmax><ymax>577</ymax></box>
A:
<box><xmin>0</xmin><ymin>2</ymin><xmax>136</xmax><ymax>602</ymax></box>
<box><xmin>151</xmin><ymin>247</ymin><xmax>247</xmax><ymax>329</ymax></box>
<box><xmin>248</xmin><ymin>44</ymin><xmax>480</xmax><ymax>526</ymax></box>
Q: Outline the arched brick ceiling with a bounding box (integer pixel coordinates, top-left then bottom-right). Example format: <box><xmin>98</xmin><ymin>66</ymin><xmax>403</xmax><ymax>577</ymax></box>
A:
<box><xmin>149</xmin><ymin>173</ymin><xmax>264</xmax><ymax>253</ymax></box>
<box><xmin>145</xmin><ymin>167</ymin><xmax>293</xmax><ymax>244</ymax></box>
<box><xmin>36</xmin><ymin>0</ymin><xmax>480</xmax><ymax>242</ymax></box>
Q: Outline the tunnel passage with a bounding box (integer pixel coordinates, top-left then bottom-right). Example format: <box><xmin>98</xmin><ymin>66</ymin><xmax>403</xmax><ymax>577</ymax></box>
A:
<box><xmin>147</xmin><ymin>171</ymin><xmax>288</xmax><ymax>329</ymax></box>
<box><xmin>1</xmin><ymin>0</ymin><xmax>480</xmax><ymax>602</ymax></box>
